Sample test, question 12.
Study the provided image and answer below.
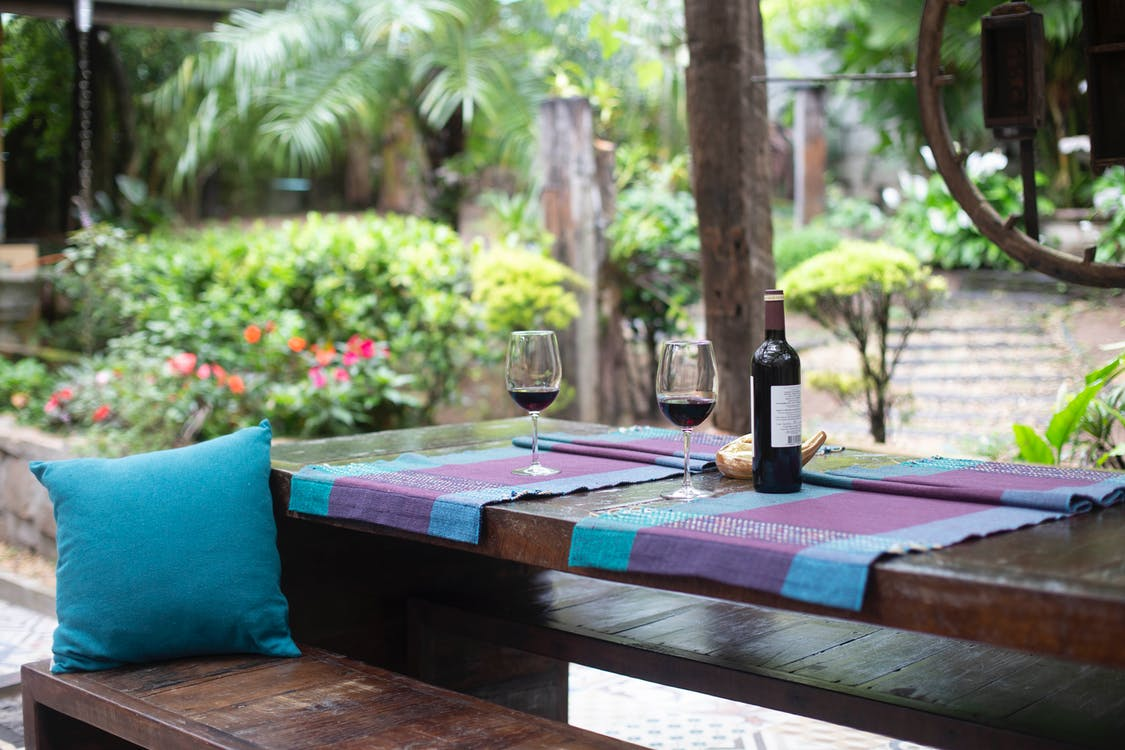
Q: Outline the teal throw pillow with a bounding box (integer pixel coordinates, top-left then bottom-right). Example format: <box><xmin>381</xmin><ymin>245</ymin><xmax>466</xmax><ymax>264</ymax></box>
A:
<box><xmin>30</xmin><ymin>420</ymin><xmax>300</xmax><ymax>672</ymax></box>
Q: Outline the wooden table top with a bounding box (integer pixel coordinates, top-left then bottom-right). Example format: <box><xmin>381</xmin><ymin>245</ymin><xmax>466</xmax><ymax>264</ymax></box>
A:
<box><xmin>270</xmin><ymin>418</ymin><xmax>1125</xmax><ymax>671</ymax></box>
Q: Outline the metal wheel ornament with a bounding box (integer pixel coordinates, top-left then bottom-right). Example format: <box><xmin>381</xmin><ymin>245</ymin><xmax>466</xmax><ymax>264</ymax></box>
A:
<box><xmin>917</xmin><ymin>0</ymin><xmax>1125</xmax><ymax>288</ymax></box>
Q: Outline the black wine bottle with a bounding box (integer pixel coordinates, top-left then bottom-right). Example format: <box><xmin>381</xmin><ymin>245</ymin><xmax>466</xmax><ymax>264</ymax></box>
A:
<box><xmin>751</xmin><ymin>289</ymin><xmax>802</xmax><ymax>493</ymax></box>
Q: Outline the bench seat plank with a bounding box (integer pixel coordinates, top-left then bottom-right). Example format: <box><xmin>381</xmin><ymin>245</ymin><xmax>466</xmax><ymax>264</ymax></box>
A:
<box><xmin>412</xmin><ymin>571</ymin><xmax>1125</xmax><ymax>750</ymax></box>
<box><xmin>22</xmin><ymin>647</ymin><xmax>640</xmax><ymax>749</ymax></box>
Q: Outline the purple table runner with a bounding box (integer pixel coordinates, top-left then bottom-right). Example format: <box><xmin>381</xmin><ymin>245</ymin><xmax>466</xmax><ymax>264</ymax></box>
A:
<box><xmin>289</xmin><ymin>428</ymin><xmax>727</xmax><ymax>544</ymax></box>
<box><xmin>569</xmin><ymin>458</ymin><xmax>1125</xmax><ymax>611</ymax></box>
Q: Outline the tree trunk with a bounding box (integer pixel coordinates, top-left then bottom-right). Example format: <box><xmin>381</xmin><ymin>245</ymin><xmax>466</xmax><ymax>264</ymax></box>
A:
<box><xmin>538</xmin><ymin>98</ymin><xmax>603</xmax><ymax>423</ymax></box>
<box><xmin>684</xmin><ymin>0</ymin><xmax>774</xmax><ymax>434</ymax></box>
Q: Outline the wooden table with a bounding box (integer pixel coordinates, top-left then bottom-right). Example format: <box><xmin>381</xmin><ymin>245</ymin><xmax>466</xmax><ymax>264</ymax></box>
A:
<box><xmin>270</xmin><ymin>418</ymin><xmax>1125</xmax><ymax>749</ymax></box>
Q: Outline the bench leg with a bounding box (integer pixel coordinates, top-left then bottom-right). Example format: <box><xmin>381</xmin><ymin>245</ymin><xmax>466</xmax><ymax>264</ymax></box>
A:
<box><xmin>408</xmin><ymin>599</ymin><xmax>569</xmax><ymax>721</ymax></box>
<box><xmin>24</xmin><ymin>701</ymin><xmax>141</xmax><ymax>750</ymax></box>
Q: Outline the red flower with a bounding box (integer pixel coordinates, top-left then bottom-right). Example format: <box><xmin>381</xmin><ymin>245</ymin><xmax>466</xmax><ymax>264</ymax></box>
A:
<box><xmin>227</xmin><ymin>375</ymin><xmax>246</xmax><ymax>395</ymax></box>
<box><xmin>243</xmin><ymin>324</ymin><xmax>262</xmax><ymax>344</ymax></box>
<box><xmin>310</xmin><ymin>344</ymin><xmax>334</xmax><ymax>367</ymax></box>
<box><xmin>44</xmin><ymin>397</ymin><xmax>60</xmax><ymax>415</ymax></box>
<box><xmin>92</xmin><ymin>404</ymin><xmax>111</xmax><ymax>423</ymax></box>
<box><xmin>168</xmin><ymin>352</ymin><xmax>197</xmax><ymax>376</ymax></box>
<box><xmin>56</xmin><ymin>388</ymin><xmax>75</xmax><ymax>402</ymax></box>
<box><xmin>308</xmin><ymin>367</ymin><xmax>328</xmax><ymax>389</ymax></box>
<box><xmin>211</xmin><ymin>364</ymin><xmax>228</xmax><ymax>386</ymax></box>
<box><xmin>288</xmin><ymin>336</ymin><xmax>307</xmax><ymax>353</ymax></box>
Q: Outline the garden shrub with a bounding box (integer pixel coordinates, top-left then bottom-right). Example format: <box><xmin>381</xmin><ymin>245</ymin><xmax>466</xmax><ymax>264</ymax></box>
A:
<box><xmin>773</xmin><ymin>223</ymin><xmax>840</xmax><ymax>277</ymax></box>
<box><xmin>886</xmin><ymin>149</ymin><xmax>1054</xmax><ymax>270</ymax></box>
<box><xmin>1013</xmin><ymin>353</ymin><xmax>1125</xmax><ymax>469</ymax></box>
<box><xmin>1092</xmin><ymin>166</ymin><xmax>1125</xmax><ymax>264</ymax></box>
<box><xmin>780</xmin><ymin>239</ymin><xmax>946</xmax><ymax>443</ymax></box>
<box><xmin>10</xmin><ymin>212</ymin><xmax>581</xmax><ymax>454</ymax></box>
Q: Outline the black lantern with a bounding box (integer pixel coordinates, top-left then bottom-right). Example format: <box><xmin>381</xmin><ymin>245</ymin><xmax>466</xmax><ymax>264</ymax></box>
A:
<box><xmin>981</xmin><ymin>2</ymin><xmax>1046</xmax><ymax>140</ymax></box>
<box><xmin>980</xmin><ymin>2</ymin><xmax>1046</xmax><ymax>239</ymax></box>
<box><xmin>1083</xmin><ymin>0</ymin><xmax>1125</xmax><ymax>170</ymax></box>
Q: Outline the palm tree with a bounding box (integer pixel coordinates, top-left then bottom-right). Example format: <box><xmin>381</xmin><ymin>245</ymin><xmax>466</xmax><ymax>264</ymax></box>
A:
<box><xmin>151</xmin><ymin>0</ymin><xmax>546</xmax><ymax>221</ymax></box>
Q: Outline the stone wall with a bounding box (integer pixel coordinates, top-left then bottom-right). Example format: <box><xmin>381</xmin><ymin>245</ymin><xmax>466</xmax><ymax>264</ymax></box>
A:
<box><xmin>0</xmin><ymin>417</ymin><xmax>65</xmax><ymax>559</ymax></box>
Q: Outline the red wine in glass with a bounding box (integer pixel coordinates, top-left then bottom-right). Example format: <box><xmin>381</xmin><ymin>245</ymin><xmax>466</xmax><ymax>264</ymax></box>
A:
<box><xmin>505</xmin><ymin>331</ymin><xmax>562</xmax><ymax>476</ymax></box>
<box><xmin>509</xmin><ymin>387</ymin><xmax>560</xmax><ymax>413</ymax></box>
<box><xmin>658</xmin><ymin>395</ymin><xmax>716</xmax><ymax>428</ymax></box>
<box><xmin>656</xmin><ymin>340</ymin><xmax>717</xmax><ymax>499</ymax></box>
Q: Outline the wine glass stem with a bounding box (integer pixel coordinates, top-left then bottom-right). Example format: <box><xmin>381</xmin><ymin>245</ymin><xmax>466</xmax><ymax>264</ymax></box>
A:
<box><xmin>529</xmin><ymin>411</ymin><xmax>542</xmax><ymax>468</ymax></box>
<box><xmin>680</xmin><ymin>428</ymin><xmax>693</xmax><ymax>490</ymax></box>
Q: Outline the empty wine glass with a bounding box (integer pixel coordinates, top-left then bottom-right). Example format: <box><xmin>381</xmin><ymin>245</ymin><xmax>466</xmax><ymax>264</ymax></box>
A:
<box><xmin>506</xmin><ymin>330</ymin><xmax>562</xmax><ymax>476</ymax></box>
<box><xmin>656</xmin><ymin>340</ymin><xmax>717</xmax><ymax>499</ymax></box>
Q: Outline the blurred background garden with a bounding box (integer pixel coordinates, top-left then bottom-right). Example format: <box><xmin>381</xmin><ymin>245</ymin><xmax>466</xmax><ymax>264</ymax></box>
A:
<box><xmin>0</xmin><ymin>0</ymin><xmax>1122</xmax><ymax>468</ymax></box>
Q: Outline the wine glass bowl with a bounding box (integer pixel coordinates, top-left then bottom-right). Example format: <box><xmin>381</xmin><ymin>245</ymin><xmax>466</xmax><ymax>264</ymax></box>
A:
<box><xmin>506</xmin><ymin>331</ymin><xmax>562</xmax><ymax>476</ymax></box>
<box><xmin>656</xmin><ymin>340</ymin><xmax>717</xmax><ymax>499</ymax></box>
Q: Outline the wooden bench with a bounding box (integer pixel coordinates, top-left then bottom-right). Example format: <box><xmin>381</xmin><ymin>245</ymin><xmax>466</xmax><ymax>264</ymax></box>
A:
<box><xmin>409</xmin><ymin>571</ymin><xmax>1125</xmax><ymax>750</ymax></box>
<box><xmin>21</xmin><ymin>646</ymin><xmax>640</xmax><ymax>749</ymax></box>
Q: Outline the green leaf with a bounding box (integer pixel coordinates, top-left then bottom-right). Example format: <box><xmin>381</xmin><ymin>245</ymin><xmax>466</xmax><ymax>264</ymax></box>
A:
<box><xmin>1084</xmin><ymin>353</ymin><xmax>1125</xmax><ymax>386</ymax></box>
<box><xmin>1044</xmin><ymin>379</ymin><xmax>1106</xmax><ymax>451</ymax></box>
<box><xmin>1013</xmin><ymin>424</ymin><xmax>1055</xmax><ymax>465</ymax></box>
<box><xmin>1096</xmin><ymin>445</ymin><xmax>1125</xmax><ymax>467</ymax></box>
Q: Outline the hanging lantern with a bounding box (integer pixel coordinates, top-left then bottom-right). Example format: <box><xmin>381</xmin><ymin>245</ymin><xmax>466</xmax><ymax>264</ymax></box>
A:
<box><xmin>1083</xmin><ymin>0</ymin><xmax>1125</xmax><ymax>170</ymax></box>
<box><xmin>981</xmin><ymin>2</ymin><xmax>1046</xmax><ymax>140</ymax></box>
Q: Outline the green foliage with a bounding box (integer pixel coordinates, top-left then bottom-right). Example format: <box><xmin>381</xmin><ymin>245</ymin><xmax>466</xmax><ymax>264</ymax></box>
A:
<box><xmin>0</xmin><ymin>357</ymin><xmax>53</xmax><ymax>414</ymax></box>
<box><xmin>887</xmin><ymin>151</ymin><xmax>1054</xmax><ymax>270</ymax></box>
<box><xmin>773</xmin><ymin>223</ymin><xmax>840</xmax><ymax>277</ymax></box>
<box><xmin>471</xmin><ymin>246</ymin><xmax>586</xmax><ymax>334</ymax></box>
<box><xmin>1092</xmin><ymin>167</ymin><xmax>1125</xmax><ymax>264</ymax></box>
<box><xmin>1014</xmin><ymin>353</ymin><xmax>1125</xmax><ymax>469</ymax></box>
<box><xmin>780</xmin><ymin>240</ymin><xmax>947</xmax><ymax>443</ymax></box>
<box><xmin>16</xmin><ymin>212</ymin><xmax>587</xmax><ymax>453</ymax></box>
<box><xmin>607</xmin><ymin>151</ymin><xmax>701</xmax><ymax>343</ymax></box>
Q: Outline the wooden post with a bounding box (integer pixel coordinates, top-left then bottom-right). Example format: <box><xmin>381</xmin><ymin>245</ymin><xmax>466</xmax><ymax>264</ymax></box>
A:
<box><xmin>538</xmin><ymin>98</ymin><xmax>603</xmax><ymax>423</ymax></box>
<box><xmin>794</xmin><ymin>85</ymin><xmax>827</xmax><ymax>227</ymax></box>
<box><xmin>684</xmin><ymin>0</ymin><xmax>773</xmax><ymax>434</ymax></box>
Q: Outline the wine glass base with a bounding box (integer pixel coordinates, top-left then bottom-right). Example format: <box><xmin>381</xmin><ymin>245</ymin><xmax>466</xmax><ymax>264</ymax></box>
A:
<box><xmin>660</xmin><ymin>485</ymin><xmax>713</xmax><ymax>500</ymax></box>
<box><xmin>512</xmin><ymin>464</ymin><xmax>560</xmax><ymax>477</ymax></box>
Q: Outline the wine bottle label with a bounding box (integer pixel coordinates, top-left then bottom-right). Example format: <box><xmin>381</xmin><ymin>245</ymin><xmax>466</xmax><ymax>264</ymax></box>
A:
<box><xmin>770</xmin><ymin>384</ymin><xmax>802</xmax><ymax>447</ymax></box>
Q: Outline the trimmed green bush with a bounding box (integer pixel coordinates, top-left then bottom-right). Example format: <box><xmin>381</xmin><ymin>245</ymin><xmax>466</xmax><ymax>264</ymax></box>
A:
<box><xmin>780</xmin><ymin>239</ymin><xmax>946</xmax><ymax>443</ymax></box>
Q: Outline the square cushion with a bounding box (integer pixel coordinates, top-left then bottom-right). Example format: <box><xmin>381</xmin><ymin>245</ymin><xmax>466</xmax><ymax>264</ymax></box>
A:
<box><xmin>30</xmin><ymin>420</ymin><xmax>300</xmax><ymax>672</ymax></box>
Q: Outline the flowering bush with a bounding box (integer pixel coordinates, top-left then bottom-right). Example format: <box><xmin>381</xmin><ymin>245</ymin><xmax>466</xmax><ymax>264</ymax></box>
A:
<box><xmin>884</xmin><ymin>147</ymin><xmax>1054</xmax><ymax>270</ymax></box>
<box><xmin>5</xmin><ymin>210</ymin><xmax>586</xmax><ymax>454</ymax></box>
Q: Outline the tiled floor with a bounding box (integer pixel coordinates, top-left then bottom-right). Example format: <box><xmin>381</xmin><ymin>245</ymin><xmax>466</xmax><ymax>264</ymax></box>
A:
<box><xmin>0</xmin><ymin>597</ymin><xmax>931</xmax><ymax>750</ymax></box>
<box><xmin>569</xmin><ymin>664</ymin><xmax>933</xmax><ymax>750</ymax></box>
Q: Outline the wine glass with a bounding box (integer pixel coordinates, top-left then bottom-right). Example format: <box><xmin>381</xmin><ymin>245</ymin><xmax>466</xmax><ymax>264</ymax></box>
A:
<box><xmin>656</xmin><ymin>339</ymin><xmax>717</xmax><ymax>499</ymax></box>
<box><xmin>506</xmin><ymin>330</ymin><xmax>562</xmax><ymax>476</ymax></box>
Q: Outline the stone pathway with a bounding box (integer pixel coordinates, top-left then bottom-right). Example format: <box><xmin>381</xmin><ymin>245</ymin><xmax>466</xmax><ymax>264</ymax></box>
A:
<box><xmin>793</xmin><ymin>271</ymin><xmax>1121</xmax><ymax>459</ymax></box>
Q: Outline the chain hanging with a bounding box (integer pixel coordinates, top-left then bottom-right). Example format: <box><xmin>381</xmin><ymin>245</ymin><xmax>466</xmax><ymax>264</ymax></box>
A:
<box><xmin>74</xmin><ymin>0</ymin><xmax>94</xmax><ymax>227</ymax></box>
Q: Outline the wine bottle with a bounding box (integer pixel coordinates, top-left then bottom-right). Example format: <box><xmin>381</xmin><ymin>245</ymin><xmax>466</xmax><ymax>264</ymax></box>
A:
<box><xmin>751</xmin><ymin>289</ymin><xmax>802</xmax><ymax>492</ymax></box>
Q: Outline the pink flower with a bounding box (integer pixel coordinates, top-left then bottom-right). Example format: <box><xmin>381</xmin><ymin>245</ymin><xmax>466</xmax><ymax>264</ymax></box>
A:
<box><xmin>211</xmin><ymin>364</ymin><xmax>228</xmax><ymax>386</ymax></box>
<box><xmin>342</xmin><ymin>351</ymin><xmax>359</xmax><ymax>367</ymax></box>
<box><xmin>196</xmin><ymin>363</ymin><xmax>213</xmax><ymax>380</ymax></box>
<box><xmin>360</xmin><ymin>339</ymin><xmax>377</xmax><ymax>359</ymax></box>
<box><xmin>168</xmin><ymin>352</ymin><xmax>197</xmax><ymax>376</ymax></box>
<box><xmin>56</xmin><ymin>388</ymin><xmax>74</xmax><ymax>402</ymax></box>
<box><xmin>334</xmin><ymin>367</ymin><xmax>350</xmax><ymax>383</ymax></box>
<box><xmin>44</xmin><ymin>397</ymin><xmax>59</xmax><ymax>415</ymax></box>
<box><xmin>308</xmin><ymin>367</ymin><xmax>328</xmax><ymax>389</ymax></box>
<box><xmin>92</xmin><ymin>404</ymin><xmax>111</xmax><ymax>423</ymax></box>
